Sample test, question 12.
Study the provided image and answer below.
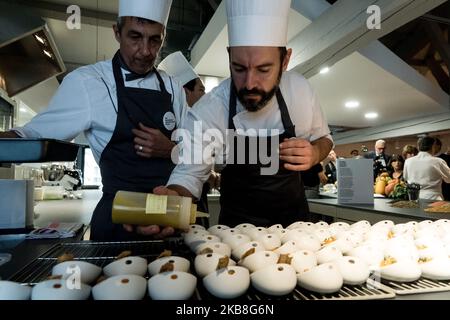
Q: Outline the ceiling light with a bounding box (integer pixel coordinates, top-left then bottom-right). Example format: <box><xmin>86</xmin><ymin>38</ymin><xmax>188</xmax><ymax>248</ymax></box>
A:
<box><xmin>43</xmin><ymin>49</ymin><xmax>53</xmax><ymax>59</ymax></box>
<box><xmin>365</xmin><ymin>112</ymin><xmax>378</xmax><ymax>119</ymax></box>
<box><xmin>345</xmin><ymin>101</ymin><xmax>360</xmax><ymax>108</ymax></box>
<box><xmin>319</xmin><ymin>67</ymin><xmax>329</xmax><ymax>74</ymax></box>
<box><xmin>19</xmin><ymin>107</ymin><xmax>28</xmax><ymax>113</ymax></box>
<box><xmin>34</xmin><ymin>34</ymin><xmax>46</xmax><ymax>45</ymax></box>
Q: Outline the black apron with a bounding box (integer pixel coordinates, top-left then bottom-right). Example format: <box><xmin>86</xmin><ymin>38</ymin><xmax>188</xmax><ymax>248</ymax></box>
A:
<box><xmin>90</xmin><ymin>52</ymin><xmax>176</xmax><ymax>241</ymax></box>
<box><xmin>219</xmin><ymin>85</ymin><xmax>309</xmax><ymax>227</ymax></box>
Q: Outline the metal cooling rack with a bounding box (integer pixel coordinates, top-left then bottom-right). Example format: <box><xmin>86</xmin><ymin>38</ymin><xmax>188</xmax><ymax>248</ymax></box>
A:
<box><xmin>194</xmin><ymin>279</ymin><xmax>395</xmax><ymax>301</ymax></box>
<box><xmin>9</xmin><ymin>238</ymin><xmax>186</xmax><ymax>285</ymax></box>
<box><xmin>378</xmin><ymin>277</ymin><xmax>450</xmax><ymax>295</ymax></box>
<box><xmin>9</xmin><ymin>240</ymin><xmax>395</xmax><ymax>300</ymax></box>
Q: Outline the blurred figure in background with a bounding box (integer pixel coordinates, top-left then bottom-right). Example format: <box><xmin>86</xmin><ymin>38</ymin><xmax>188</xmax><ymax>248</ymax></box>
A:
<box><xmin>402</xmin><ymin>144</ymin><xmax>418</xmax><ymax>160</ymax></box>
<box><xmin>322</xmin><ymin>150</ymin><xmax>337</xmax><ymax>184</ymax></box>
<box><xmin>364</xmin><ymin>140</ymin><xmax>391</xmax><ymax>179</ymax></box>
<box><xmin>387</xmin><ymin>154</ymin><xmax>404</xmax><ymax>180</ymax></box>
<box><xmin>404</xmin><ymin>136</ymin><xmax>450</xmax><ymax>200</ymax></box>
<box><xmin>350</xmin><ymin>149</ymin><xmax>359</xmax><ymax>158</ymax></box>
<box><xmin>433</xmin><ymin>138</ymin><xmax>450</xmax><ymax>200</ymax></box>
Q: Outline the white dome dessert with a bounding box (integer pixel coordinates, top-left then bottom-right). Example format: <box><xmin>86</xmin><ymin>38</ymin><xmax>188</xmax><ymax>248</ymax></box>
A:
<box><xmin>32</xmin><ymin>279</ymin><xmax>91</xmax><ymax>300</ymax></box>
<box><xmin>195</xmin><ymin>253</ymin><xmax>234</xmax><ymax>278</ymax></box>
<box><xmin>256</xmin><ymin>233</ymin><xmax>281</xmax><ymax>251</ymax></box>
<box><xmin>348</xmin><ymin>244</ymin><xmax>384</xmax><ymax>267</ymax></box>
<box><xmin>92</xmin><ymin>274</ymin><xmax>146</xmax><ymax>300</ymax></box>
<box><xmin>251</xmin><ymin>264</ymin><xmax>297</xmax><ymax>296</ymax></box>
<box><xmin>148</xmin><ymin>271</ymin><xmax>197</xmax><ymax>300</ymax></box>
<box><xmin>378</xmin><ymin>258</ymin><xmax>422</xmax><ymax>282</ymax></box>
<box><xmin>335</xmin><ymin>256</ymin><xmax>370</xmax><ymax>285</ymax></box>
<box><xmin>420</xmin><ymin>257</ymin><xmax>450</xmax><ymax>280</ymax></box>
<box><xmin>267</xmin><ymin>224</ymin><xmax>283</xmax><ymax>234</ymax></box>
<box><xmin>103</xmin><ymin>256</ymin><xmax>147</xmax><ymax>277</ymax></box>
<box><xmin>246</xmin><ymin>227</ymin><xmax>269</xmax><ymax>241</ymax></box>
<box><xmin>0</xmin><ymin>281</ymin><xmax>31</xmax><ymax>300</ymax></box>
<box><xmin>207</xmin><ymin>225</ymin><xmax>230</xmax><ymax>237</ymax></box>
<box><xmin>52</xmin><ymin>260</ymin><xmax>102</xmax><ymax>284</ymax></box>
<box><xmin>239</xmin><ymin>250</ymin><xmax>280</xmax><ymax>273</ymax></box>
<box><xmin>221</xmin><ymin>233</ymin><xmax>251</xmax><ymax>250</ymax></box>
<box><xmin>316</xmin><ymin>245</ymin><xmax>343</xmax><ymax>264</ymax></box>
<box><xmin>148</xmin><ymin>256</ymin><xmax>190</xmax><ymax>276</ymax></box>
<box><xmin>297</xmin><ymin>263</ymin><xmax>343</xmax><ymax>294</ymax></box>
<box><xmin>235</xmin><ymin>223</ymin><xmax>256</xmax><ymax>234</ymax></box>
<box><xmin>203</xmin><ymin>266</ymin><xmax>250</xmax><ymax>299</ymax></box>
<box><xmin>231</xmin><ymin>241</ymin><xmax>264</xmax><ymax>261</ymax></box>
<box><xmin>195</xmin><ymin>242</ymin><xmax>231</xmax><ymax>257</ymax></box>
<box><xmin>289</xmin><ymin>250</ymin><xmax>317</xmax><ymax>274</ymax></box>
<box><xmin>273</xmin><ymin>240</ymin><xmax>299</xmax><ymax>255</ymax></box>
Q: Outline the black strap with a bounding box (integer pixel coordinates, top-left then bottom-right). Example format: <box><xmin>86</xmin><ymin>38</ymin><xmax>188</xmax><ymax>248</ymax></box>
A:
<box><xmin>276</xmin><ymin>89</ymin><xmax>295</xmax><ymax>137</ymax></box>
<box><xmin>228</xmin><ymin>84</ymin><xmax>238</xmax><ymax>130</ymax></box>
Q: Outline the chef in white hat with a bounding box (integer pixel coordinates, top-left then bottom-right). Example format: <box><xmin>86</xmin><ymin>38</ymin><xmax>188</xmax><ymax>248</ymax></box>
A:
<box><xmin>155</xmin><ymin>0</ymin><xmax>333</xmax><ymax>227</ymax></box>
<box><xmin>2</xmin><ymin>0</ymin><xmax>187</xmax><ymax>241</ymax></box>
<box><xmin>158</xmin><ymin>51</ymin><xmax>205</xmax><ymax>107</ymax></box>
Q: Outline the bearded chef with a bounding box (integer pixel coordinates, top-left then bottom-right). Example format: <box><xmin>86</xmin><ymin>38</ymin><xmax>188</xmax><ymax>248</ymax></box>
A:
<box><xmin>154</xmin><ymin>0</ymin><xmax>333</xmax><ymax>227</ymax></box>
<box><xmin>0</xmin><ymin>0</ymin><xmax>187</xmax><ymax>241</ymax></box>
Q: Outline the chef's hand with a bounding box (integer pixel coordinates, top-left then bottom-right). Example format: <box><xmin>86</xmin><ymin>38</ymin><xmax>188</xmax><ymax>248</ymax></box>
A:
<box><xmin>207</xmin><ymin>171</ymin><xmax>221</xmax><ymax>190</ymax></box>
<box><xmin>132</xmin><ymin>123</ymin><xmax>175</xmax><ymax>158</ymax></box>
<box><xmin>153</xmin><ymin>186</ymin><xmax>180</xmax><ymax>196</ymax></box>
<box><xmin>319</xmin><ymin>170</ymin><xmax>328</xmax><ymax>185</ymax></box>
<box><xmin>123</xmin><ymin>224</ymin><xmax>175</xmax><ymax>239</ymax></box>
<box><xmin>279</xmin><ymin>138</ymin><xmax>319</xmax><ymax>171</ymax></box>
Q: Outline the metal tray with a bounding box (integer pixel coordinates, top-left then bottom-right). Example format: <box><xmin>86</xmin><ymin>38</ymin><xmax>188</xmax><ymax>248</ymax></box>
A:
<box><xmin>378</xmin><ymin>277</ymin><xmax>450</xmax><ymax>295</ymax></box>
<box><xmin>0</xmin><ymin>138</ymin><xmax>81</xmax><ymax>163</ymax></box>
<box><xmin>9</xmin><ymin>240</ymin><xmax>395</xmax><ymax>300</ymax></box>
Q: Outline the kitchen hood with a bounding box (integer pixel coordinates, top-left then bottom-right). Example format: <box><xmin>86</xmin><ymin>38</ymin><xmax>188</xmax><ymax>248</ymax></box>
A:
<box><xmin>0</xmin><ymin>2</ymin><xmax>65</xmax><ymax>97</ymax></box>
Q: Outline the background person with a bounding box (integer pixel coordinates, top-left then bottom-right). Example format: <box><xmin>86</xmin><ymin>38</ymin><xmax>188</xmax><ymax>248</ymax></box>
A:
<box><xmin>403</xmin><ymin>136</ymin><xmax>450</xmax><ymax>200</ymax></box>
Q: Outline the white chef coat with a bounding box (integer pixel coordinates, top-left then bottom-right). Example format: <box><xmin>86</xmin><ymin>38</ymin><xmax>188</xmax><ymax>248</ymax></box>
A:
<box><xmin>13</xmin><ymin>59</ymin><xmax>188</xmax><ymax>163</ymax></box>
<box><xmin>168</xmin><ymin>70</ymin><xmax>332</xmax><ymax>198</ymax></box>
<box><xmin>403</xmin><ymin>151</ymin><xmax>450</xmax><ymax>200</ymax></box>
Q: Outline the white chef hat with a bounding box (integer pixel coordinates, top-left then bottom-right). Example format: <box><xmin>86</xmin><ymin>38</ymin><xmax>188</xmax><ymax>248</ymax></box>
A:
<box><xmin>119</xmin><ymin>0</ymin><xmax>173</xmax><ymax>27</ymax></box>
<box><xmin>158</xmin><ymin>51</ymin><xmax>199</xmax><ymax>86</ymax></box>
<box><xmin>226</xmin><ymin>0</ymin><xmax>291</xmax><ymax>47</ymax></box>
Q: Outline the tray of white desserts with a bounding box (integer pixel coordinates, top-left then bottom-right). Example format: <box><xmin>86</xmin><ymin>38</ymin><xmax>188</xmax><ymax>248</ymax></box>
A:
<box><xmin>3</xmin><ymin>218</ymin><xmax>450</xmax><ymax>300</ymax></box>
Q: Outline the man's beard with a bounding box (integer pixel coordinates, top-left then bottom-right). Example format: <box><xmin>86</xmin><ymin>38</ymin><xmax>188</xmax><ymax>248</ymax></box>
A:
<box><xmin>237</xmin><ymin>86</ymin><xmax>277</xmax><ymax>112</ymax></box>
<box><xmin>235</xmin><ymin>70</ymin><xmax>283</xmax><ymax>112</ymax></box>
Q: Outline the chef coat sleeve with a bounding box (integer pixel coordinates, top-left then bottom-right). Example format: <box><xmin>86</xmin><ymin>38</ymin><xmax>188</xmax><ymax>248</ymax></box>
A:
<box><xmin>438</xmin><ymin>159</ymin><xmax>450</xmax><ymax>183</ymax></box>
<box><xmin>309</xmin><ymin>83</ymin><xmax>333</xmax><ymax>144</ymax></box>
<box><xmin>167</xmin><ymin>95</ymin><xmax>225</xmax><ymax>199</ymax></box>
<box><xmin>12</xmin><ymin>71</ymin><xmax>91</xmax><ymax>140</ymax></box>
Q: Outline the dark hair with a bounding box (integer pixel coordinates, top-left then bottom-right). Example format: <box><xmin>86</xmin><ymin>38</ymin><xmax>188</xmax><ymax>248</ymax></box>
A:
<box><xmin>388</xmin><ymin>154</ymin><xmax>404</xmax><ymax>169</ymax></box>
<box><xmin>279</xmin><ymin>47</ymin><xmax>288</xmax><ymax>65</ymax></box>
<box><xmin>116</xmin><ymin>16</ymin><xmax>158</xmax><ymax>34</ymax></box>
<box><xmin>183</xmin><ymin>78</ymin><xmax>198</xmax><ymax>92</ymax></box>
<box><xmin>350</xmin><ymin>149</ymin><xmax>358</xmax><ymax>155</ymax></box>
<box><xmin>418</xmin><ymin>136</ymin><xmax>435</xmax><ymax>152</ymax></box>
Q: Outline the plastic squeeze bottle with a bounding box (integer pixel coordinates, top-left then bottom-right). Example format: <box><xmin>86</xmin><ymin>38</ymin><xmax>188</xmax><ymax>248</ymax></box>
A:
<box><xmin>112</xmin><ymin>191</ymin><xmax>198</xmax><ymax>230</ymax></box>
